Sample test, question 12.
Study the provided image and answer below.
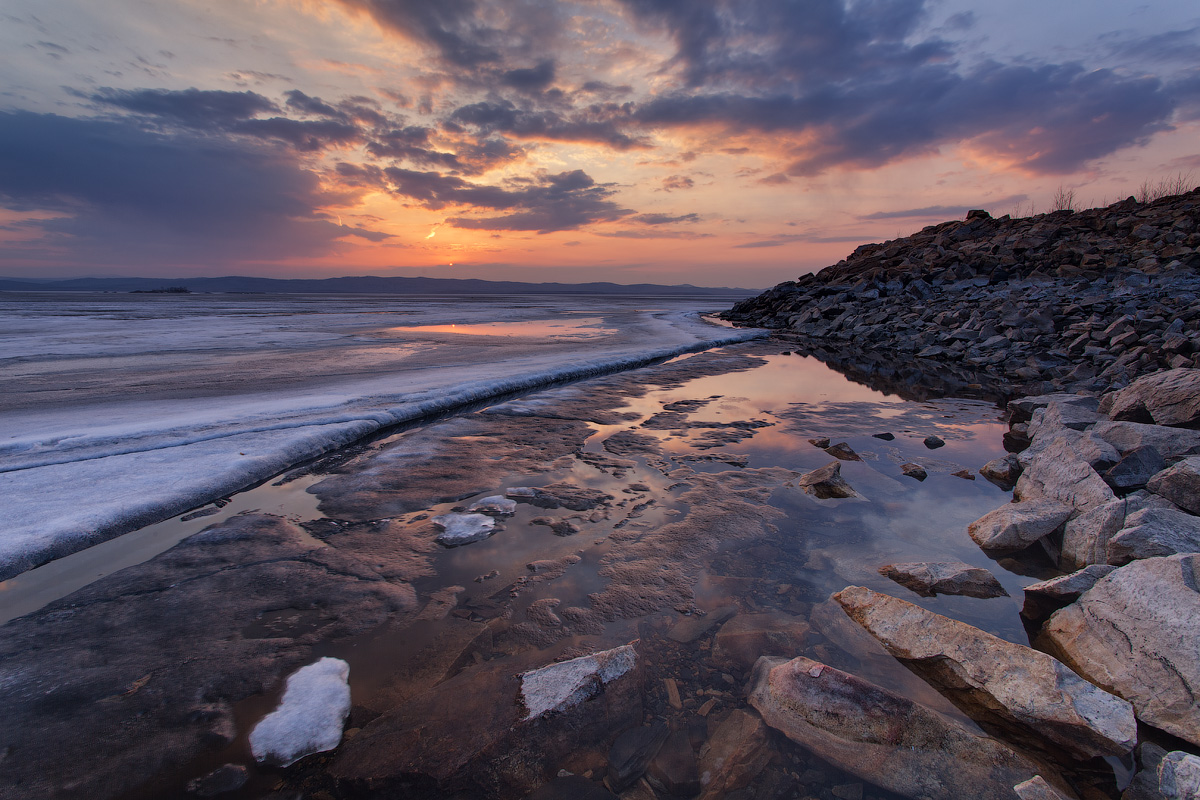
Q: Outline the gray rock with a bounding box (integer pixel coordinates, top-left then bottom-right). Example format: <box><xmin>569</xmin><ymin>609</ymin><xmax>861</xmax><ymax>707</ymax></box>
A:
<box><xmin>1022</xmin><ymin>564</ymin><xmax>1118</xmax><ymax>622</ymax></box>
<box><xmin>924</xmin><ymin>435</ymin><xmax>946</xmax><ymax>449</ymax></box>
<box><xmin>1009</xmin><ymin>393</ymin><xmax>1100</xmax><ymax>423</ymax></box>
<box><xmin>834</xmin><ymin>586</ymin><xmax>1136</xmax><ymax>760</ymax></box>
<box><xmin>520</xmin><ymin>644</ymin><xmax>638</xmax><ymax>720</ymax></box>
<box><xmin>1092</xmin><ymin>420</ymin><xmax>1200</xmax><ymax>460</ymax></box>
<box><xmin>1014</xmin><ymin>776</ymin><xmax>1072</xmax><ymax>800</ymax></box>
<box><xmin>968</xmin><ymin>499</ymin><xmax>1074</xmax><ymax>552</ymax></box>
<box><xmin>1158</xmin><ymin>751</ymin><xmax>1200</xmax><ymax>799</ymax></box>
<box><xmin>980</xmin><ymin>453</ymin><xmax>1022</xmax><ymax>490</ymax></box>
<box><xmin>798</xmin><ymin>461</ymin><xmax>857</xmax><ymax>499</ymax></box>
<box><xmin>1038</xmin><ymin>554</ymin><xmax>1200</xmax><ymax>746</ymax></box>
<box><xmin>1122</xmin><ymin>742</ymin><xmax>1169</xmax><ymax>800</ymax></box>
<box><xmin>748</xmin><ymin>656</ymin><xmax>1047</xmax><ymax>800</ymax></box>
<box><xmin>1103</xmin><ymin>368</ymin><xmax>1200</xmax><ymax>427</ymax></box>
<box><xmin>467</xmin><ymin>495</ymin><xmax>518</xmax><ymax>515</ymax></box>
<box><xmin>1104</xmin><ymin>446</ymin><xmax>1167</xmax><ymax>492</ymax></box>
<box><xmin>1015</xmin><ymin>435</ymin><xmax>1115</xmax><ymax>513</ymax></box>
<box><xmin>1146</xmin><ymin>456</ymin><xmax>1200</xmax><ymax>514</ymax></box>
<box><xmin>1028</xmin><ymin>402</ymin><xmax>1102</xmax><ymax>437</ymax></box>
<box><xmin>879</xmin><ymin>561</ymin><xmax>1008</xmax><ymax>599</ymax></box>
<box><xmin>1061</xmin><ymin>498</ymin><xmax>1128</xmax><ymax>570</ymax></box>
<box><xmin>1107</xmin><ymin>505</ymin><xmax>1200</xmax><ymax>564</ymax></box>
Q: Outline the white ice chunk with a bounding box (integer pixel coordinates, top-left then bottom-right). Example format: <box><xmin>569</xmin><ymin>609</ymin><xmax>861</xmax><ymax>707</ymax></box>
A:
<box><xmin>467</xmin><ymin>495</ymin><xmax>517</xmax><ymax>514</ymax></box>
<box><xmin>519</xmin><ymin>643</ymin><xmax>637</xmax><ymax>720</ymax></box>
<box><xmin>249</xmin><ymin>657</ymin><xmax>351</xmax><ymax>767</ymax></box>
<box><xmin>433</xmin><ymin>512</ymin><xmax>497</xmax><ymax>546</ymax></box>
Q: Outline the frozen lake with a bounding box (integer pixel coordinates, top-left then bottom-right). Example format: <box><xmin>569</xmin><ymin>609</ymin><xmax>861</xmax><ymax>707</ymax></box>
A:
<box><xmin>0</xmin><ymin>292</ymin><xmax>758</xmax><ymax>581</ymax></box>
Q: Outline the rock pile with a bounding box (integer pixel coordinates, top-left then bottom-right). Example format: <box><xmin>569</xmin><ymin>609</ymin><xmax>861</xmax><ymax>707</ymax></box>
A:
<box><xmin>725</xmin><ymin>189</ymin><xmax>1200</xmax><ymax>398</ymax></box>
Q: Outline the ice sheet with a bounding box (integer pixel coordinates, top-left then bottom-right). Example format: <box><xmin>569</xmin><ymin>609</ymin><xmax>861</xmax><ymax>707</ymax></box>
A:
<box><xmin>0</xmin><ymin>293</ymin><xmax>761</xmax><ymax>579</ymax></box>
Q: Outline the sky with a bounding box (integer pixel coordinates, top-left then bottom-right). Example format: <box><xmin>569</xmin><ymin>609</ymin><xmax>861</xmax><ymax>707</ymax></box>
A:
<box><xmin>1</xmin><ymin>1</ymin><xmax>1198</xmax><ymax>288</ymax></box>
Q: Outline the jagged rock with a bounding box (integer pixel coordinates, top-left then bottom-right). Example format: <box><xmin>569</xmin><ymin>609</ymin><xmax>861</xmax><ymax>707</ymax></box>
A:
<box><xmin>900</xmin><ymin>463</ymin><xmax>927</xmax><ymax>481</ymax></box>
<box><xmin>824</xmin><ymin>442</ymin><xmax>862</xmax><ymax>461</ymax></box>
<box><xmin>608</xmin><ymin>722</ymin><xmax>668</xmax><ymax>791</ymax></box>
<box><xmin>808</xmin><ymin>437</ymin><xmax>831</xmax><ymax>448</ymax></box>
<box><xmin>1146</xmin><ymin>456</ymin><xmax>1200</xmax><ymax>514</ymax></box>
<box><xmin>1022</xmin><ymin>565</ymin><xmax>1117</xmax><ymax>622</ymax></box>
<box><xmin>968</xmin><ymin>499</ymin><xmax>1073</xmax><ymax>552</ymax></box>
<box><xmin>879</xmin><ymin>561</ymin><xmax>1008</xmax><ymax>599</ymax></box>
<box><xmin>1038</xmin><ymin>554</ymin><xmax>1200</xmax><ymax>746</ymax></box>
<box><xmin>798</xmin><ymin>461</ymin><xmax>857</xmax><ymax>499</ymax></box>
<box><xmin>1014</xmin><ymin>776</ymin><xmax>1072</xmax><ymax>800</ymax></box>
<box><xmin>1106</xmin><ymin>504</ymin><xmax>1200</xmax><ymax>564</ymax></box>
<box><xmin>1015</xmin><ymin>435</ymin><xmax>1115</xmax><ymax>512</ymax></box>
<box><xmin>834</xmin><ymin>586</ymin><xmax>1136</xmax><ymax>759</ymax></box>
<box><xmin>1158</xmin><ymin>751</ymin><xmax>1200</xmax><ymax>799</ymax></box>
<box><xmin>980</xmin><ymin>453</ymin><xmax>1023</xmax><ymax>490</ymax></box>
<box><xmin>697</xmin><ymin>709</ymin><xmax>771</xmax><ymax>800</ymax></box>
<box><xmin>646</xmin><ymin>730</ymin><xmax>700</xmax><ymax>796</ymax></box>
<box><xmin>748</xmin><ymin>655</ymin><xmax>1047</xmax><ymax>800</ymax></box>
<box><xmin>1122</xmin><ymin>742</ymin><xmax>1169</xmax><ymax>800</ymax></box>
<box><xmin>1103</xmin><ymin>446</ymin><xmax>1167</xmax><ymax>491</ymax></box>
<box><xmin>1102</xmin><ymin>368</ymin><xmax>1200</xmax><ymax>427</ymax></box>
<box><xmin>711</xmin><ymin>612</ymin><xmax>809</xmax><ymax>672</ymax></box>
<box><xmin>1092</xmin><ymin>420</ymin><xmax>1200</xmax><ymax>460</ymax></box>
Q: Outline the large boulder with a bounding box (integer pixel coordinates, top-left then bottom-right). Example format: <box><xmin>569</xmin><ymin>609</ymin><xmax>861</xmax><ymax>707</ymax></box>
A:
<box><xmin>1146</xmin><ymin>456</ymin><xmax>1200</xmax><ymax>514</ymax></box>
<box><xmin>1106</xmin><ymin>504</ymin><xmax>1200</xmax><ymax>565</ymax></box>
<box><xmin>1060</xmin><ymin>498</ymin><xmax>1128</xmax><ymax>570</ymax></box>
<box><xmin>834</xmin><ymin>586</ymin><xmax>1135</xmax><ymax>759</ymax></box>
<box><xmin>747</xmin><ymin>656</ymin><xmax>1049</xmax><ymax>800</ymax></box>
<box><xmin>1158</xmin><ymin>751</ymin><xmax>1200</xmax><ymax>799</ymax></box>
<box><xmin>968</xmin><ymin>499</ymin><xmax>1073</xmax><ymax>552</ymax></box>
<box><xmin>1015</xmin><ymin>436</ymin><xmax>1115</xmax><ymax>513</ymax></box>
<box><xmin>1037</xmin><ymin>554</ymin><xmax>1200</xmax><ymax>746</ymax></box>
<box><xmin>1091</xmin><ymin>420</ymin><xmax>1200</xmax><ymax>460</ymax></box>
<box><xmin>1101</xmin><ymin>368</ymin><xmax>1200</xmax><ymax>428</ymax></box>
<box><xmin>1022</xmin><ymin>565</ymin><xmax>1117</xmax><ymax>623</ymax></box>
<box><xmin>878</xmin><ymin>561</ymin><xmax>1008</xmax><ymax>599</ymax></box>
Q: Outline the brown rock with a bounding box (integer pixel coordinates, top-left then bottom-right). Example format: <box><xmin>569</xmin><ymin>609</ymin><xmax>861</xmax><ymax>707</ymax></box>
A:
<box><xmin>797</xmin><ymin>461</ymin><xmax>857</xmax><ymax>499</ymax></box>
<box><xmin>879</xmin><ymin>561</ymin><xmax>1008</xmax><ymax>599</ymax></box>
<box><xmin>824</xmin><ymin>442</ymin><xmax>863</xmax><ymax>461</ymax></box>
<box><xmin>1102</xmin><ymin>368</ymin><xmax>1200</xmax><ymax>427</ymax></box>
<box><xmin>697</xmin><ymin>709</ymin><xmax>771</xmax><ymax>800</ymax></box>
<box><xmin>1146</xmin><ymin>456</ymin><xmax>1200</xmax><ymax>514</ymax></box>
<box><xmin>968</xmin><ymin>499</ymin><xmax>1073</xmax><ymax>552</ymax></box>
<box><xmin>646</xmin><ymin>730</ymin><xmax>700</xmax><ymax>796</ymax></box>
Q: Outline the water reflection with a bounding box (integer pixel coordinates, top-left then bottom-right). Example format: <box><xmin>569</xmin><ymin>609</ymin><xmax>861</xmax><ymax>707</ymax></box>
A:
<box><xmin>384</xmin><ymin>318</ymin><xmax>617</xmax><ymax>338</ymax></box>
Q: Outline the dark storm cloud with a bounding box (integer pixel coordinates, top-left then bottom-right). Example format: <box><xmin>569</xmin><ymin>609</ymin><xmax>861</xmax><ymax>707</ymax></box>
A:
<box><xmin>88</xmin><ymin>87</ymin><xmax>279</xmax><ymax>127</ymax></box>
<box><xmin>448</xmin><ymin>99</ymin><xmax>648</xmax><ymax>149</ymax></box>
<box><xmin>501</xmin><ymin>60</ymin><xmax>556</xmax><ymax>92</ymax></box>
<box><xmin>338</xmin><ymin>163</ymin><xmax>631</xmax><ymax>233</ymax></box>
<box><xmin>0</xmin><ymin>110</ymin><xmax>368</xmax><ymax>265</ymax></box>
<box><xmin>232</xmin><ymin>117</ymin><xmax>363</xmax><ymax>151</ymax></box>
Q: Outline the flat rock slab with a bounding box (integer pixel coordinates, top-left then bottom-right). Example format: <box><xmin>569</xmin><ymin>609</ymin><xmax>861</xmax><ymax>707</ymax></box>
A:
<box><xmin>968</xmin><ymin>499</ymin><xmax>1073</xmax><ymax>552</ymax></box>
<box><xmin>879</xmin><ymin>561</ymin><xmax>1008</xmax><ymax>599</ymax></box>
<box><xmin>1103</xmin><ymin>368</ymin><xmax>1200</xmax><ymax>427</ymax></box>
<box><xmin>798</xmin><ymin>461</ymin><xmax>857</xmax><ymax>499</ymax></box>
<box><xmin>1038</xmin><ymin>554</ymin><xmax>1200</xmax><ymax>746</ymax></box>
<box><xmin>1146</xmin><ymin>456</ymin><xmax>1200</xmax><ymax>514</ymax></box>
<box><xmin>835</xmin><ymin>586</ymin><xmax>1136</xmax><ymax>759</ymax></box>
<box><xmin>748</xmin><ymin>655</ymin><xmax>1047</xmax><ymax>800</ymax></box>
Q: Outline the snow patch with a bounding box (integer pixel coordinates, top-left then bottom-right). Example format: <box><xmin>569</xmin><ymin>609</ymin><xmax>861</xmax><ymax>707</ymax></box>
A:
<box><xmin>433</xmin><ymin>513</ymin><xmax>497</xmax><ymax>546</ymax></box>
<box><xmin>249</xmin><ymin>657</ymin><xmax>351</xmax><ymax>767</ymax></box>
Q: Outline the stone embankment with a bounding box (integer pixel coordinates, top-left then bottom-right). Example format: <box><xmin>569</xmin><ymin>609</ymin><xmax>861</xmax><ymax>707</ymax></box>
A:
<box><xmin>724</xmin><ymin>189</ymin><xmax>1200</xmax><ymax>399</ymax></box>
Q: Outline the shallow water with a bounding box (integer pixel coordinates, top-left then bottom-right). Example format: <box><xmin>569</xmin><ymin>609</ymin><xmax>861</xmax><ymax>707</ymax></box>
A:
<box><xmin>94</xmin><ymin>344</ymin><xmax>1082</xmax><ymax>799</ymax></box>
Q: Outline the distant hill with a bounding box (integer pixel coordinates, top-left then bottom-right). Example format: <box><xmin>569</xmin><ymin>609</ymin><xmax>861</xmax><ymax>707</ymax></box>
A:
<box><xmin>0</xmin><ymin>275</ymin><xmax>756</xmax><ymax>297</ymax></box>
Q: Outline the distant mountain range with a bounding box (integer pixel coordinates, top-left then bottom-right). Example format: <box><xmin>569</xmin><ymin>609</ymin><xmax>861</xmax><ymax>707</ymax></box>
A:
<box><xmin>0</xmin><ymin>275</ymin><xmax>756</xmax><ymax>296</ymax></box>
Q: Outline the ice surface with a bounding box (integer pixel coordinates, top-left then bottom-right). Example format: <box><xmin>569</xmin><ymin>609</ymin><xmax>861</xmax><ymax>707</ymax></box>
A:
<box><xmin>249</xmin><ymin>657</ymin><xmax>351</xmax><ymax>767</ymax></box>
<box><xmin>467</xmin><ymin>495</ymin><xmax>517</xmax><ymax>514</ymax></box>
<box><xmin>0</xmin><ymin>293</ymin><xmax>761</xmax><ymax>579</ymax></box>
<box><xmin>519</xmin><ymin>644</ymin><xmax>637</xmax><ymax>720</ymax></box>
<box><xmin>433</xmin><ymin>513</ymin><xmax>497</xmax><ymax>546</ymax></box>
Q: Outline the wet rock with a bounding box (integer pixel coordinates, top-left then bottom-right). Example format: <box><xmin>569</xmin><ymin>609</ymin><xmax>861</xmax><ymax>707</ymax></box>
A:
<box><xmin>1146</xmin><ymin>456</ymin><xmax>1200</xmax><ymax>514</ymax></box>
<box><xmin>507</xmin><ymin>483</ymin><xmax>614</xmax><ymax>511</ymax></box>
<box><xmin>968</xmin><ymin>499</ymin><xmax>1073</xmax><ymax>552</ymax></box>
<box><xmin>468</xmin><ymin>495</ymin><xmax>518</xmax><ymax>515</ymax></box>
<box><xmin>808</xmin><ymin>437</ymin><xmax>831</xmax><ymax>448</ymax></box>
<box><xmin>608</xmin><ymin>722</ymin><xmax>668</xmax><ymax>791</ymax></box>
<box><xmin>900</xmin><ymin>463</ymin><xmax>927</xmax><ymax>481</ymax></box>
<box><xmin>1014</xmin><ymin>775</ymin><xmax>1072</xmax><ymax>800</ymax></box>
<box><xmin>697</xmin><ymin>709</ymin><xmax>770</xmax><ymax>800</ymax></box>
<box><xmin>1158</xmin><ymin>751</ymin><xmax>1200</xmax><ymax>799</ymax></box>
<box><xmin>835</xmin><ymin>586</ymin><xmax>1136</xmax><ymax>759</ymax></box>
<box><xmin>1106</xmin><ymin>504</ymin><xmax>1200</xmax><ymax>564</ymax></box>
<box><xmin>525</xmin><ymin>775</ymin><xmax>616</xmax><ymax>800</ymax></box>
<box><xmin>1102</xmin><ymin>368</ymin><xmax>1200</xmax><ymax>427</ymax></box>
<box><xmin>646</xmin><ymin>730</ymin><xmax>700</xmax><ymax>796</ymax></box>
<box><xmin>1022</xmin><ymin>565</ymin><xmax>1117</xmax><ymax>622</ymax></box>
<box><xmin>1038</xmin><ymin>554</ymin><xmax>1200</xmax><ymax>745</ymax></box>
<box><xmin>824</xmin><ymin>442</ymin><xmax>863</xmax><ymax>461</ymax></box>
<box><xmin>879</xmin><ymin>561</ymin><xmax>1008</xmax><ymax>599</ymax></box>
<box><xmin>1015</xmin><ymin>435</ymin><xmax>1116</xmax><ymax>513</ymax></box>
<box><xmin>748</xmin><ymin>656</ymin><xmax>1046</xmax><ymax>800</ymax></box>
<box><xmin>521</xmin><ymin>644</ymin><xmax>638</xmax><ymax>720</ymax></box>
<box><xmin>667</xmin><ymin>605</ymin><xmax>738</xmax><ymax>644</ymax></box>
<box><xmin>187</xmin><ymin>764</ymin><xmax>249</xmax><ymax>797</ymax></box>
<box><xmin>1103</xmin><ymin>446</ymin><xmax>1166</xmax><ymax>492</ymax></box>
<box><xmin>951</xmin><ymin>469</ymin><xmax>975</xmax><ymax>480</ymax></box>
<box><xmin>980</xmin><ymin>453</ymin><xmax>1023</xmax><ymax>490</ymax></box>
<box><xmin>1091</xmin><ymin>421</ymin><xmax>1200</xmax><ymax>461</ymax></box>
<box><xmin>433</xmin><ymin>512</ymin><xmax>497</xmax><ymax>546</ymax></box>
<box><xmin>798</xmin><ymin>461</ymin><xmax>857</xmax><ymax>499</ymax></box>
<box><xmin>872</xmin><ymin>432</ymin><xmax>895</xmax><ymax>441</ymax></box>
<box><xmin>924</xmin><ymin>435</ymin><xmax>946</xmax><ymax>449</ymax></box>
<box><xmin>711</xmin><ymin>612</ymin><xmax>809</xmax><ymax>673</ymax></box>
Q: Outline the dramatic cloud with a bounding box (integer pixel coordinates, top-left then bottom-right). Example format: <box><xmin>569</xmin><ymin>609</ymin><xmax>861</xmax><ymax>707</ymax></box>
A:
<box><xmin>448</xmin><ymin>99</ymin><xmax>649</xmax><ymax>150</ymax></box>
<box><xmin>88</xmin><ymin>87</ymin><xmax>279</xmax><ymax>128</ymax></box>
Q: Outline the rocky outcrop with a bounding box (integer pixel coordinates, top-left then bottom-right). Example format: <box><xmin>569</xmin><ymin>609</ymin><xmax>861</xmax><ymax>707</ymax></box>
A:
<box><xmin>725</xmin><ymin>190</ymin><xmax>1200</xmax><ymax>397</ymax></box>
<box><xmin>967</xmin><ymin>499</ymin><xmax>1073</xmax><ymax>552</ymax></box>
<box><xmin>747</xmin><ymin>655</ymin><xmax>1049</xmax><ymax>800</ymax></box>
<box><xmin>1037</xmin><ymin>554</ymin><xmax>1200</xmax><ymax>745</ymax></box>
<box><xmin>1101</xmin><ymin>368</ymin><xmax>1200</xmax><ymax>427</ymax></box>
<box><xmin>834</xmin><ymin>586</ymin><xmax>1136</xmax><ymax>759</ymax></box>
<box><xmin>878</xmin><ymin>560</ymin><xmax>1008</xmax><ymax>598</ymax></box>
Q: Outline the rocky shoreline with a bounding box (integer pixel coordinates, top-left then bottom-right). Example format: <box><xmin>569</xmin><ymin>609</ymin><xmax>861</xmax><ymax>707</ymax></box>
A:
<box><xmin>724</xmin><ymin>189</ymin><xmax>1200</xmax><ymax>400</ymax></box>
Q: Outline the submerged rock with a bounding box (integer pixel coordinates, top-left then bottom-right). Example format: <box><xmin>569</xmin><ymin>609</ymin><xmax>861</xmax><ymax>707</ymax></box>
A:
<box><xmin>1038</xmin><ymin>554</ymin><xmax>1200</xmax><ymax>746</ymax></box>
<box><xmin>506</xmin><ymin>483</ymin><xmax>614</xmax><ymax>510</ymax></box>
<box><xmin>608</xmin><ymin>722</ymin><xmax>668</xmax><ymax>791</ymax></box>
<box><xmin>432</xmin><ymin>512</ymin><xmax>497</xmax><ymax>546</ymax></box>
<box><xmin>748</xmin><ymin>655</ymin><xmax>1047</xmax><ymax>800</ymax></box>
<box><xmin>878</xmin><ymin>561</ymin><xmax>1008</xmax><ymax>599</ymax></box>
<box><xmin>646</xmin><ymin>729</ymin><xmax>700</xmax><ymax>796</ymax></box>
<box><xmin>967</xmin><ymin>499</ymin><xmax>1073</xmax><ymax>552</ymax></box>
<box><xmin>834</xmin><ymin>586</ymin><xmax>1136</xmax><ymax>759</ymax></box>
<box><xmin>667</xmin><ymin>605</ymin><xmax>738</xmax><ymax>644</ymax></box>
<box><xmin>249</xmin><ymin>657</ymin><xmax>351</xmax><ymax>767</ymax></box>
<box><xmin>711</xmin><ymin>612</ymin><xmax>809</xmax><ymax>672</ymax></box>
<box><xmin>798</xmin><ymin>461</ymin><xmax>857</xmax><ymax>499</ymax></box>
<box><xmin>697</xmin><ymin>709</ymin><xmax>771</xmax><ymax>800</ymax></box>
